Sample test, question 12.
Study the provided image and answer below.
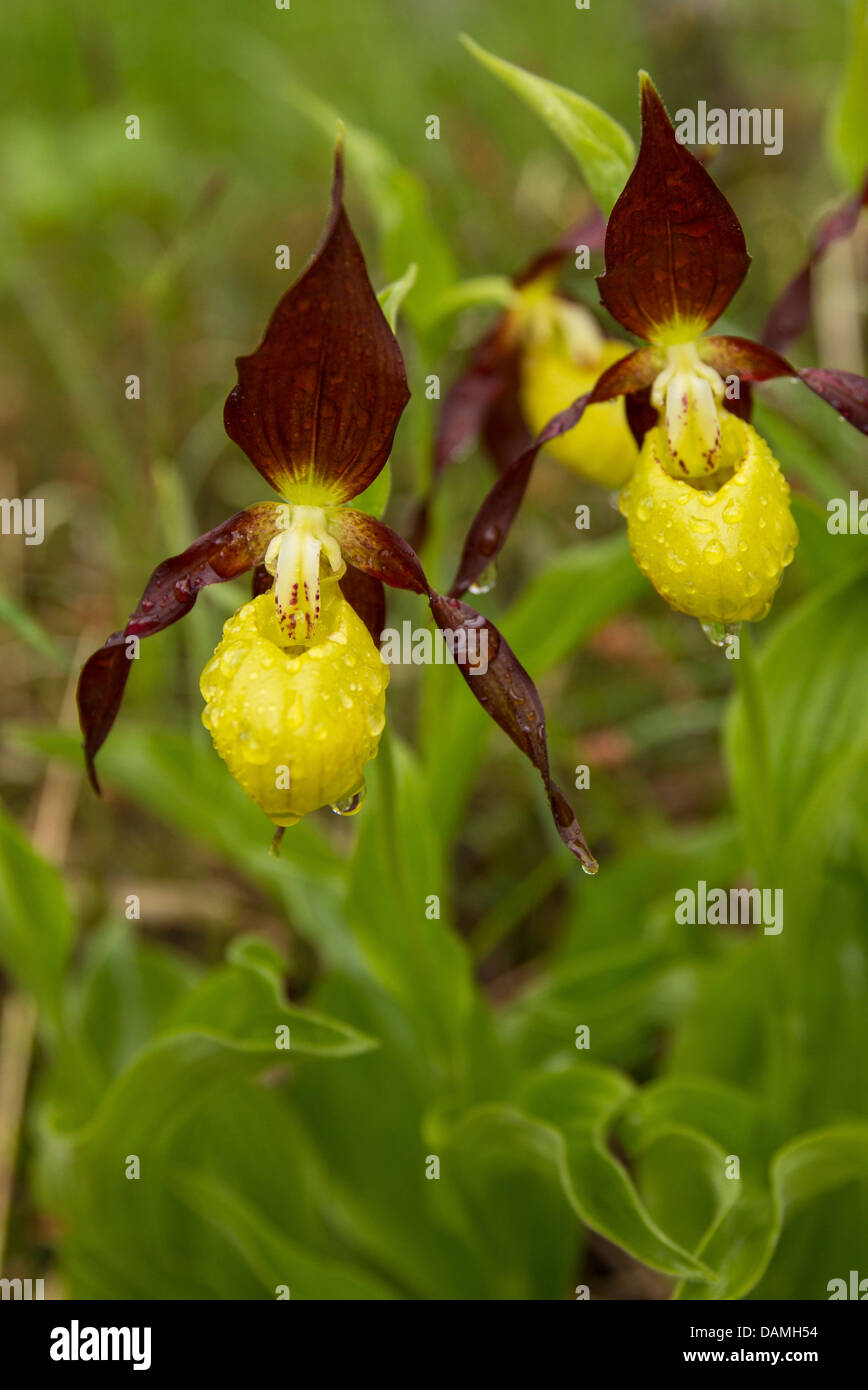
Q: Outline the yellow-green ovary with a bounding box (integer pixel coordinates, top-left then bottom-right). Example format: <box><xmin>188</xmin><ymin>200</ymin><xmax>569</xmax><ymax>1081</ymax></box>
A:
<box><xmin>200</xmin><ymin>585</ymin><xmax>388</xmax><ymax>825</ymax></box>
<box><xmin>619</xmin><ymin>418</ymin><xmax>798</xmax><ymax>623</ymax></box>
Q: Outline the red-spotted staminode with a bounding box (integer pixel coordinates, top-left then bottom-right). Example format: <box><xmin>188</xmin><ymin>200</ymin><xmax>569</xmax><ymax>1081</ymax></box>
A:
<box><xmin>447</xmin><ymin>75</ymin><xmax>868</xmax><ymax>638</ymax></box>
<box><xmin>76</xmin><ymin>141</ymin><xmax>598</xmax><ymax>870</ymax></box>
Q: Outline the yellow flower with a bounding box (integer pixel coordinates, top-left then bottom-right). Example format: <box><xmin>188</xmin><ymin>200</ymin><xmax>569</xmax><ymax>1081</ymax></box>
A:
<box><xmin>520</xmin><ymin>321</ymin><xmax>638</xmax><ymax>486</ymax></box>
<box><xmin>619</xmin><ymin>415</ymin><xmax>798</xmax><ymax>624</ymax></box>
<box><xmin>200</xmin><ymin>580</ymin><xmax>388</xmax><ymax>825</ymax></box>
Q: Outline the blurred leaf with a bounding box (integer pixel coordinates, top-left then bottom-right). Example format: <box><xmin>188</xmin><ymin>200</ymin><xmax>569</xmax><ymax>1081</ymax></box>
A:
<box><xmin>161</xmin><ymin>933</ymin><xmax>378</xmax><ymax>1058</ymax></box>
<box><xmin>346</xmin><ymin>735</ymin><xmax>474</xmax><ymax>1070</ymax></box>
<box><xmin>753</xmin><ymin>399</ymin><xmax>846</xmax><ymax>498</ymax></box>
<box><xmin>426</xmin><ymin>275</ymin><xmax>516</xmax><ymax>324</ymax></box>
<box><xmin>0</xmin><ymin>583</ymin><xmax>69</xmax><ymax>669</ymax></box>
<box><xmin>790</xmin><ymin>493</ymin><xmax>868</xmax><ymax>587</ymax></box>
<box><xmin>172</xmin><ymin>1172</ymin><xmax>398</xmax><ymax>1299</ymax></box>
<box><xmin>0</xmin><ymin>803</ymin><xmax>73</xmax><ymax>1024</ymax></box>
<box><xmin>460</xmin><ymin>34</ymin><xmax>635</xmax><ymax>215</ymax></box>
<box><xmin>353</xmin><ymin>463</ymin><xmax>392</xmax><ymax>520</ymax></box>
<box><xmin>70</xmin><ymin>918</ymin><xmax>199</xmax><ymax>1085</ymax></box>
<box><xmin>726</xmin><ymin>565</ymin><xmax>868</xmax><ymax>882</ymax></box>
<box><xmin>12</xmin><ymin>725</ymin><xmax>356</xmax><ymax>968</ymax></box>
<box><xmin>828</xmin><ymin>0</ymin><xmax>868</xmax><ymax>190</ymax></box>
<box><xmin>37</xmin><ymin>935</ymin><xmax>378</xmax><ymax>1296</ymax></box>
<box><xmin>673</xmin><ymin>1124</ymin><xmax>868</xmax><ymax>1299</ymax></box>
<box><xmin>233</xmin><ymin>51</ymin><xmax>458</xmax><ymax>340</ymax></box>
<box><xmin>377</xmin><ymin>261</ymin><xmax>417</xmax><ymax>332</ymax></box>
<box><xmin>437</xmin><ymin>1064</ymin><xmax>717</xmax><ymax>1283</ymax></box>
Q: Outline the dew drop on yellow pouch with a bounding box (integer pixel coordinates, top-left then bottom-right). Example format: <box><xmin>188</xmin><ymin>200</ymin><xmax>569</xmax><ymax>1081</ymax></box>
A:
<box><xmin>200</xmin><ymin>578</ymin><xmax>388</xmax><ymax>826</ymax></box>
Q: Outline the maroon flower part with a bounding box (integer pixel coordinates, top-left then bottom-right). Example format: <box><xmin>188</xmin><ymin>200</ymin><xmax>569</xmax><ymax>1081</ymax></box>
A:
<box><xmin>78</xmin><ymin>504</ymin><xmax>281</xmax><ymax>792</ymax></box>
<box><xmin>763</xmin><ymin>172</ymin><xmax>868</xmax><ymax>352</ymax></box>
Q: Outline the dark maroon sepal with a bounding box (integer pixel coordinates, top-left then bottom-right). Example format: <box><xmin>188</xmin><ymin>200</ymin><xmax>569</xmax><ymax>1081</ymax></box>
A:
<box><xmin>77</xmin><ymin>502</ymin><xmax>281</xmax><ymax>793</ymax></box>
<box><xmin>597</xmin><ymin>74</ymin><xmax>749</xmax><ymax>342</ymax></box>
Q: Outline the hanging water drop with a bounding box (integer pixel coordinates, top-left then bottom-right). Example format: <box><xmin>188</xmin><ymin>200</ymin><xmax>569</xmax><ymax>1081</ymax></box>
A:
<box><xmin>469</xmin><ymin>561</ymin><xmax>498</xmax><ymax>595</ymax></box>
<box><xmin>330</xmin><ymin>781</ymin><xmax>367</xmax><ymax>817</ymax></box>
<box><xmin>701</xmin><ymin>620</ymin><xmax>727</xmax><ymax>648</ymax></box>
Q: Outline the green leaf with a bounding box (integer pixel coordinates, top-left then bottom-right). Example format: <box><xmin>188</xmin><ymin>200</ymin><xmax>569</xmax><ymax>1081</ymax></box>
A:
<box><xmin>828</xmin><ymin>0</ymin><xmax>868</xmax><ymax>190</ymax></box>
<box><xmin>161</xmin><ymin>933</ymin><xmax>378</xmax><ymax>1058</ymax></box>
<box><xmin>725</xmin><ymin>566</ymin><xmax>868</xmax><ymax>885</ymax></box>
<box><xmin>0</xmin><ymin>583</ymin><xmax>69</xmax><ymax>669</ymax></box>
<box><xmin>377</xmin><ymin>262</ymin><xmax>417</xmax><ymax>332</ymax></box>
<box><xmin>434</xmin><ymin>1064</ymin><xmax>717</xmax><ymax>1283</ymax></box>
<box><xmin>673</xmin><ymin>1125</ymin><xmax>868</xmax><ymax>1299</ymax></box>
<box><xmin>426</xmin><ymin>275</ymin><xmax>517</xmax><ymax>324</ymax></box>
<box><xmin>0</xmin><ymin>803</ymin><xmax>74</xmax><ymax>1024</ymax></box>
<box><xmin>346</xmin><ymin>735</ymin><xmax>474</xmax><ymax>1071</ymax></box>
<box><xmin>12</xmin><ymin>725</ymin><xmax>356</xmax><ymax>969</ymax></box>
<box><xmin>70</xmin><ymin>918</ymin><xmax>199</xmax><ymax>1084</ymax></box>
<box><xmin>460</xmin><ymin>34</ymin><xmax>635</xmax><ymax>215</ymax></box>
<box><xmin>353</xmin><ymin>463</ymin><xmax>391</xmax><ymax>520</ymax></box>
<box><xmin>172</xmin><ymin>1173</ymin><xmax>399</xmax><ymax>1299</ymax></box>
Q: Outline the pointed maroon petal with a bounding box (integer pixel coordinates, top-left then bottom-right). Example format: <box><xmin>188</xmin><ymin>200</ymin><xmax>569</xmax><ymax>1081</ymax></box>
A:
<box><xmin>724</xmin><ymin>380</ymin><xmax>754</xmax><ymax>423</ymax></box>
<box><xmin>331</xmin><ymin>512</ymin><xmax>598</xmax><ymax>866</ymax></box>
<box><xmin>624</xmin><ymin>387</ymin><xmax>658</xmax><ymax>447</ymax></box>
<box><xmin>339</xmin><ymin>563</ymin><xmax>387</xmax><ymax>647</ymax></box>
<box><xmin>434</xmin><ymin>316</ymin><xmax>517</xmax><ymax>475</ymax></box>
<box><xmin>449</xmin><ymin>346</ymin><xmax>662</xmax><ymax>598</ymax></box>
<box><xmin>597</xmin><ymin>75</ymin><xmax>750</xmax><ymax>342</ymax></box>
<box><xmin>327</xmin><ymin>509</ymin><xmax>428</xmax><ymax>595</ymax></box>
<box><xmin>480</xmin><ymin>348</ymin><xmax>534</xmax><ymax>472</ymax></box>
<box><xmin>77</xmin><ymin>502</ymin><xmax>282</xmax><ymax>793</ymax></box>
<box><xmin>224</xmin><ymin>143</ymin><xmax>409</xmax><ymax>503</ymax></box>
<box><xmin>698</xmin><ymin>335</ymin><xmax>794</xmax><ymax>382</ymax></box>
<box><xmin>763</xmin><ymin>176</ymin><xmax>868</xmax><ymax>352</ymax></box>
<box><xmin>429</xmin><ymin>593</ymin><xmax>596</xmax><ymax>870</ymax></box>
<box><xmin>761</xmin><ymin>264</ymin><xmax>814</xmax><ymax>356</ymax></box>
<box><xmin>798</xmin><ymin>368</ymin><xmax>868</xmax><ymax>433</ymax></box>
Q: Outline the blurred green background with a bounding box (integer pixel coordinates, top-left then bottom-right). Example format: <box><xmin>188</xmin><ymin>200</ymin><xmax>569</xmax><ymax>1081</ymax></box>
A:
<box><xmin>1</xmin><ymin>0</ymin><xmax>867</xmax><ymax>1300</ymax></box>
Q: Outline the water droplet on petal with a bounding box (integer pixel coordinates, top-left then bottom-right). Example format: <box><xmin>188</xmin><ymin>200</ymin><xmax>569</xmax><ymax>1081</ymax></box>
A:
<box><xmin>701</xmin><ymin>620</ymin><xmax>727</xmax><ymax>648</ymax></box>
<box><xmin>330</xmin><ymin>782</ymin><xmax>367</xmax><ymax>817</ymax></box>
<box><xmin>478</xmin><ymin>524</ymin><xmax>501</xmax><ymax>557</ymax></box>
<box><xmin>469</xmin><ymin>560</ymin><xmax>498</xmax><ymax>595</ymax></box>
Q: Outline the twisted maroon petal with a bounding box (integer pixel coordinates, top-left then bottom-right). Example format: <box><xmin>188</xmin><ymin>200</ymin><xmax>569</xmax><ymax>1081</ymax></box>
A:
<box><xmin>77</xmin><ymin>502</ymin><xmax>281</xmax><ymax>792</ymax></box>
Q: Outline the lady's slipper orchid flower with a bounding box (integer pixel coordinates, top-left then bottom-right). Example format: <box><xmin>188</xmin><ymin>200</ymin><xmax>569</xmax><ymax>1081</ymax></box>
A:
<box><xmin>448</xmin><ymin>75</ymin><xmax>868</xmax><ymax>633</ymax></box>
<box><xmin>76</xmin><ymin>143</ymin><xmax>598</xmax><ymax>870</ymax></box>
<box><xmin>433</xmin><ymin>214</ymin><xmax>638</xmax><ymax>495</ymax></box>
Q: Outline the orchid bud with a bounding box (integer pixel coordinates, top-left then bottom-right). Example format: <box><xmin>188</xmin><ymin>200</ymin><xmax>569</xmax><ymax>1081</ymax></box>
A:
<box><xmin>200</xmin><ymin>580</ymin><xmax>388</xmax><ymax>825</ymax></box>
<box><xmin>619</xmin><ymin>416</ymin><xmax>798</xmax><ymax>624</ymax></box>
